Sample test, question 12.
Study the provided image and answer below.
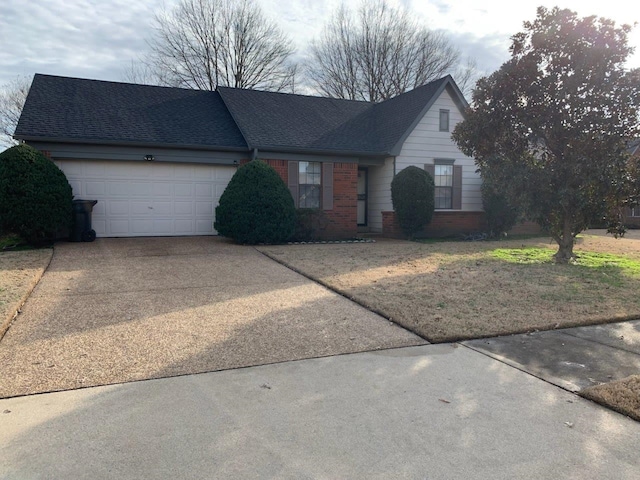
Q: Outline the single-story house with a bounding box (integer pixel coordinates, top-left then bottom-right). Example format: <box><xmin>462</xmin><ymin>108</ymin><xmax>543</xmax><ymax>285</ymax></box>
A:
<box><xmin>624</xmin><ymin>139</ymin><xmax>640</xmax><ymax>227</ymax></box>
<box><xmin>15</xmin><ymin>73</ymin><xmax>485</xmax><ymax>239</ymax></box>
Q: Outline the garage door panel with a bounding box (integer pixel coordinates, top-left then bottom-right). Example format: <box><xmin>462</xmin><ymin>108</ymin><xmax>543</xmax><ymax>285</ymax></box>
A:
<box><xmin>152</xmin><ymin>202</ymin><xmax>173</xmax><ymax>215</ymax></box>
<box><xmin>196</xmin><ymin>220</ymin><xmax>215</xmax><ymax>234</ymax></box>
<box><xmin>196</xmin><ymin>202</ymin><xmax>213</xmax><ymax>215</ymax></box>
<box><xmin>152</xmin><ymin>183</ymin><xmax>173</xmax><ymax>196</ymax></box>
<box><xmin>130</xmin><ymin>202</ymin><xmax>152</xmax><ymax>215</ymax></box>
<box><xmin>108</xmin><ymin>201</ymin><xmax>130</xmax><ymax>216</ymax></box>
<box><xmin>175</xmin><ymin>183</ymin><xmax>193</xmax><ymax>197</ymax></box>
<box><xmin>86</xmin><ymin>181</ymin><xmax>106</xmax><ymax>196</ymax></box>
<box><xmin>174</xmin><ymin>202</ymin><xmax>194</xmax><ymax>215</ymax></box>
<box><xmin>55</xmin><ymin>160</ymin><xmax>234</xmax><ymax>237</ymax></box>
<box><xmin>107</xmin><ymin>182</ymin><xmax>131</xmax><ymax>196</ymax></box>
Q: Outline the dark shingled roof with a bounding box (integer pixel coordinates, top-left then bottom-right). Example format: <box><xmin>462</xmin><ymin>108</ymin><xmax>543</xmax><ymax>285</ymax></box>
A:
<box><xmin>15</xmin><ymin>74</ymin><xmax>247</xmax><ymax>149</ymax></box>
<box><xmin>218</xmin><ymin>76</ymin><xmax>455</xmax><ymax>155</ymax></box>
<box><xmin>16</xmin><ymin>74</ymin><xmax>464</xmax><ymax>156</ymax></box>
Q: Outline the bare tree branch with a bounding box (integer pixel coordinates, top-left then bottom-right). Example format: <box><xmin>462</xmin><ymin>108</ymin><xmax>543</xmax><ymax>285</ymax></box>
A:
<box><xmin>0</xmin><ymin>75</ymin><xmax>31</xmax><ymax>149</ymax></box>
<box><xmin>306</xmin><ymin>0</ymin><xmax>469</xmax><ymax>103</ymax></box>
<box><xmin>128</xmin><ymin>0</ymin><xmax>296</xmax><ymax>92</ymax></box>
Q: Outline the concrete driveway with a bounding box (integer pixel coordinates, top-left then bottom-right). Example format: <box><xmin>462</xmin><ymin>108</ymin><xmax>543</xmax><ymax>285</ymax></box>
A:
<box><xmin>0</xmin><ymin>237</ymin><xmax>424</xmax><ymax>398</ymax></box>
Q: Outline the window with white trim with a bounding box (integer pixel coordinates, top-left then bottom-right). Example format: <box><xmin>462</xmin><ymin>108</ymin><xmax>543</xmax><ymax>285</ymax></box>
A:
<box><xmin>299</xmin><ymin>161</ymin><xmax>321</xmax><ymax>208</ymax></box>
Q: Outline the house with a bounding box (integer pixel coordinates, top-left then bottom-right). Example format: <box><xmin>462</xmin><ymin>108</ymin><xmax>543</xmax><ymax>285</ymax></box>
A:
<box><xmin>624</xmin><ymin>139</ymin><xmax>640</xmax><ymax>227</ymax></box>
<box><xmin>14</xmin><ymin>74</ymin><xmax>484</xmax><ymax>239</ymax></box>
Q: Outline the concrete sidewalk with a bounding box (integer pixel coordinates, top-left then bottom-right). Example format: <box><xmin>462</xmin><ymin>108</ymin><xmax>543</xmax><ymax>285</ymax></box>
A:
<box><xmin>1</xmin><ymin>344</ymin><xmax>638</xmax><ymax>479</ymax></box>
<box><xmin>464</xmin><ymin>320</ymin><xmax>640</xmax><ymax>392</ymax></box>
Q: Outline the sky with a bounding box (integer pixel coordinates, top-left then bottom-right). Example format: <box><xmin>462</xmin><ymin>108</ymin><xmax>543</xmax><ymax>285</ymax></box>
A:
<box><xmin>1</xmin><ymin>0</ymin><xmax>639</xmax><ymax>89</ymax></box>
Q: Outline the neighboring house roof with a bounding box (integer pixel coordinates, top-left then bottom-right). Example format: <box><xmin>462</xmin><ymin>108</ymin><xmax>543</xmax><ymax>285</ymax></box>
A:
<box><xmin>15</xmin><ymin>74</ymin><xmax>248</xmax><ymax>150</ymax></box>
<box><xmin>15</xmin><ymin>74</ymin><xmax>468</xmax><ymax>157</ymax></box>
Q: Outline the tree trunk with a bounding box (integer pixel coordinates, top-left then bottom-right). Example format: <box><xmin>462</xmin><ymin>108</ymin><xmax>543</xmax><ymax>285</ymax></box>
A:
<box><xmin>554</xmin><ymin>217</ymin><xmax>575</xmax><ymax>264</ymax></box>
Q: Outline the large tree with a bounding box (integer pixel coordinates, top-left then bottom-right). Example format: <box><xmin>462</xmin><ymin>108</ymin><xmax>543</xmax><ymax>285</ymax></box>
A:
<box><xmin>453</xmin><ymin>7</ymin><xmax>640</xmax><ymax>263</ymax></box>
<box><xmin>130</xmin><ymin>0</ymin><xmax>296</xmax><ymax>91</ymax></box>
<box><xmin>0</xmin><ymin>75</ymin><xmax>31</xmax><ymax>148</ymax></box>
<box><xmin>306</xmin><ymin>0</ymin><xmax>466</xmax><ymax>102</ymax></box>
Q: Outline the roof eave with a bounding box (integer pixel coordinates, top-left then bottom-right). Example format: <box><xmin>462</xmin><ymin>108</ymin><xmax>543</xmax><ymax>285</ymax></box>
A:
<box><xmin>14</xmin><ymin>135</ymin><xmax>251</xmax><ymax>153</ymax></box>
<box><xmin>257</xmin><ymin>145</ymin><xmax>390</xmax><ymax>158</ymax></box>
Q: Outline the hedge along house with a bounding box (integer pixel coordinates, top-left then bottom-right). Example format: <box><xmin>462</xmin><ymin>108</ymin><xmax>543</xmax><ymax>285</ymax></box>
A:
<box><xmin>15</xmin><ymin>74</ymin><xmax>482</xmax><ymax>239</ymax></box>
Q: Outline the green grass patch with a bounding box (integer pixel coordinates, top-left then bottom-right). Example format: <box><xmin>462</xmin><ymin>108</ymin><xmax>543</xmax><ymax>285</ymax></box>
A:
<box><xmin>490</xmin><ymin>246</ymin><xmax>640</xmax><ymax>278</ymax></box>
<box><xmin>0</xmin><ymin>233</ymin><xmax>24</xmax><ymax>250</ymax></box>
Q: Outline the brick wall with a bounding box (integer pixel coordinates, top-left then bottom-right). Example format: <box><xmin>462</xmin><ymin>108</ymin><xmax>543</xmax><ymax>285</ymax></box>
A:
<box><xmin>382</xmin><ymin>211</ymin><xmax>543</xmax><ymax>238</ymax></box>
<box><xmin>244</xmin><ymin>159</ymin><xmax>358</xmax><ymax>239</ymax></box>
<box><xmin>322</xmin><ymin>162</ymin><xmax>358</xmax><ymax>239</ymax></box>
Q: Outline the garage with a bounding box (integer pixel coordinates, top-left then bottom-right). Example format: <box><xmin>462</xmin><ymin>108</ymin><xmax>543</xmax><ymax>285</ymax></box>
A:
<box><xmin>55</xmin><ymin>159</ymin><xmax>236</xmax><ymax>237</ymax></box>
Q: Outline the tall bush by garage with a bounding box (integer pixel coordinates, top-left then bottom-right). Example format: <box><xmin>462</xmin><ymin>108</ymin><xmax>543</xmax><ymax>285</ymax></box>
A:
<box><xmin>0</xmin><ymin>144</ymin><xmax>73</xmax><ymax>243</ymax></box>
<box><xmin>391</xmin><ymin>166</ymin><xmax>435</xmax><ymax>238</ymax></box>
<box><xmin>215</xmin><ymin>160</ymin><xmax>296</xmax><ymax>244</ymax></box>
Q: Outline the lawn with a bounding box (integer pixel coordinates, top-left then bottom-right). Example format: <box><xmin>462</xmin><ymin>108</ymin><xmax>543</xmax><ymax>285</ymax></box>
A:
<box><xmin>0</xmin><ymin>247</ymin><xmax>53</xmax><ymax>337</ymax></box>
<box><xmin>259</xmin><ymin>230</ymin><xmax>640</xmax><ymax>342</ymax></box>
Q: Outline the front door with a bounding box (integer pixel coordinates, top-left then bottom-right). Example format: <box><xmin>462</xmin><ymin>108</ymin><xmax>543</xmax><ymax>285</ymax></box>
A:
<box><xmin>357</xmin><ymin>168</ymin><xmax>368</xmax><ymax>226</ymax></box>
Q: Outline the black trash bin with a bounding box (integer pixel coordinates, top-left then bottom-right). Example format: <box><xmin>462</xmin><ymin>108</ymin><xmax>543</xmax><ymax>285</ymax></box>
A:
<box><xmin>71</xmin><ymin>200</ymin><xmax>98</xmax><ymax>242</ymax></box>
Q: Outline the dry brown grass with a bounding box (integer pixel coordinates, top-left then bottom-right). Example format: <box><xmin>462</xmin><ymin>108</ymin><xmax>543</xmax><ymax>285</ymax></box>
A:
<box><xmin>259</xmin><ymin>230</ymin><xmax>640</xmax><ymax>342</ymax></box>
<box><xmin>0</xmin><ymin>249</ymin><xmax>53</xmax><ymax>338</ymax></box>
<box><xmin>581</xmin><ymin>375</ymin><xmax>640</xmax><ymax>422</ymax></box>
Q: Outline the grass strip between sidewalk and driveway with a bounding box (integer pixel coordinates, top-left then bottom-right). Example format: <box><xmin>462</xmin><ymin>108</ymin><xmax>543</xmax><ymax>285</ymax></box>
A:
<box><xmin>258</xmin><ymin>232</ymin><xmax>640</xmax><ymax>343</ymax></box>
<box><xmin>581</xmin><ymin>375</ymin><xmax>640</xmax><ymax>422</ymax></box>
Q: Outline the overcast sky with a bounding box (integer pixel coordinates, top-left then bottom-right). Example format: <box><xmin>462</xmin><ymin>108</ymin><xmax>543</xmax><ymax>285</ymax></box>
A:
<box><xmin>1</xmin><ymin>0</ymin><xmax>639</xmax><ymax>89</ymax></box>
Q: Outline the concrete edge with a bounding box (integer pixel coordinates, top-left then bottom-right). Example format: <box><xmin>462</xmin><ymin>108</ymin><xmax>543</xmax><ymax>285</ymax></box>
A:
<box><xmin>256</xmin><ymin>248</ymin><xmax>431</xmax><ymax>344</ymax></box>
<box><xmin>460</xmin><ymin>342</ymin><xmax>582</xmax><ymax>393</ymax></box>
<box><xmin>0</xmin><ymin>248</ymin><xmax>54</xmax><ymax>341</ymax></box>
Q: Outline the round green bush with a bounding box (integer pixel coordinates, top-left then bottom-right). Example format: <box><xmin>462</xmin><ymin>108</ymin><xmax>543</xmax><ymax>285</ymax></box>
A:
<box><xmin>214</xmin><ymin>160</ymin><xmax>296</xmax><ymax>244</ymax></box>
<box><xmin>391</xmin><ymin>166</ymin><xmax>435</xmax><ymax>238</ymax></box>
<box><xmin>0</xmin><ymin>144</ymin><xmax>73</xmax><ymax>243</ymax></box>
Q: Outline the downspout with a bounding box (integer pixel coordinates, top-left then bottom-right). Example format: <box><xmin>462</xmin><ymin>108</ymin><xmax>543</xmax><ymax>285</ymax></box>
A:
<box><xmin>251</xmin><ymin>148</ymin><xmax>258</xmax><ymax>161</ymax></box>
<box><xmin>393</xmin><ymin>157</ymin><xmax>396</xmax><ymax>176</ymax></box>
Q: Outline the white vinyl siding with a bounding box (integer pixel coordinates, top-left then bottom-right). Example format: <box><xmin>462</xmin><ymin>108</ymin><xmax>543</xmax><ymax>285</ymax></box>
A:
<box><xmin>55</xmin><ymin>159</ymin><xmax>235</xmax><ymax>237</ymax></box>
<box><xmin>395</xmin><ymin>88</ymin><xmax>482</xmax><ymax>211</ymax></box>
<box><xmin>367</xmin><ymin>157</ymin><xmax>395</xmax><ymax>232</ymax></box>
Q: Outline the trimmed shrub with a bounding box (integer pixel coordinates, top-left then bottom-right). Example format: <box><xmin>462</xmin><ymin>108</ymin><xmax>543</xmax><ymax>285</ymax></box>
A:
<box><xmin>481</xmin><ymin>177</ymin><xmax>520</xmax><ymax>238</ymax></box>
<box><xmin>292</xmin><ymin>208</ymin><xmax>329</xmax><ymax>241</ymax></box>
<box><xmin>215</xmin><ymin>160</ymin><xmax>296</xmax><ymax>244</ymax></box>
<box><xmin>391</xmin><ymin>166</ymin><xmax>435</xmax><ymax>238</ymax></box>
<box><xmin>0</xmin><ymin>145</ymin><xmax>73</xmax><ymax>243</ymax></box>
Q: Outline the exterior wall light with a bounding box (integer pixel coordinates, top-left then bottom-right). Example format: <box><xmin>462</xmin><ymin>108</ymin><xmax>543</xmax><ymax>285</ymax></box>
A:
<box><xmin>144</xmin><ymin>154</ymin><xmax>155</xmax><ymax>161</ymax></box>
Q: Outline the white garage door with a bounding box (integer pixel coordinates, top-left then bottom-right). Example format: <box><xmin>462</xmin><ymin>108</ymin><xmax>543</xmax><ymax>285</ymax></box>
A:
<box><xmin>55</xmin><ymin>159</ymin><xmax>236</xmax><ymax>237</ymax></box>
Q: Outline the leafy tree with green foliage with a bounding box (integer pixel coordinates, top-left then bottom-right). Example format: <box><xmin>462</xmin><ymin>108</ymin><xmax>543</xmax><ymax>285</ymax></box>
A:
<box><xmin>0</xmin><ymin>144</ymin><xmax>73</xmax><ymax>243</ymax></box>
<box><xmin>452</xmin><ymin>7</ymin><xmax>640</xmax><ymax>263</ymax></box>
<box><xmin>391</xmin><ymin>165</ymin><xmax>435</xmax><ymax>238</ymax></box>
<box><xmin>481</xmin><ymin>172</ymin><xmax>521</xmax><ymax>238</ymax></box>
<box><xmin>215</xmin><ymin>160</ymin><xmax>296</xmax><ymax>244</ymax></box>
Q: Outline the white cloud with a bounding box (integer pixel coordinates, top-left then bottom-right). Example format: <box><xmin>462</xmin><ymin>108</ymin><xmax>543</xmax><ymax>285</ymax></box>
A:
<box><xmin>0</xmin><ymin>0</ymin><xmax>638</xmax><ymax>88</ymax></box>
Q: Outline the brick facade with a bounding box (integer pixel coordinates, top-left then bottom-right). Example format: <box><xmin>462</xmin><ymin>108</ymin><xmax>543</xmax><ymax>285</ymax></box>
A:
<box><xmin>382</xmin><ymin>210</ymin><xmax>542</xmax><ymax>238</ymax></box>
<box><xmin>322</xmin><ymin>162</ymin><xmax>358</xmax><ymax>239</ymax></box>
<box><xmin>243</xmin><ymin>159</ymin><xmax>358</xmax><ymax>239</ymax></box>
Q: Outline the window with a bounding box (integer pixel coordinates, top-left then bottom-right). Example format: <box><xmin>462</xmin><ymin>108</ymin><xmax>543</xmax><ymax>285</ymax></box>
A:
<box><xmin>299</xmin><ymin>161</ymin><xmax>321</xmax><ymax>208</ymax></box>
<box><xmin>439</xmin><ymin>109</ymin><xmax>450</xmax><ymax>132</ymax></box>
<box><xmin>632</xmin><ymin>207</ymin><xmax>640</xmax><ymax>218</ymax></box>
<box><xmin>434</xmin><ymin>164</ymin><xmax>453</xmax><ymax>209</ymax></box>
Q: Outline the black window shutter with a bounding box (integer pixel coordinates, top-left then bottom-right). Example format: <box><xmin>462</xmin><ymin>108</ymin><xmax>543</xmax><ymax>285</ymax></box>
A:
<box><xmin>452</xmin><ymin>165</ymin><xmax>462</xmax><ymax>210</ymax></box>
